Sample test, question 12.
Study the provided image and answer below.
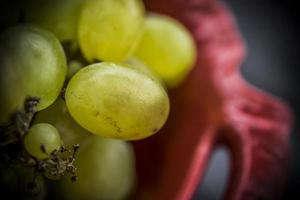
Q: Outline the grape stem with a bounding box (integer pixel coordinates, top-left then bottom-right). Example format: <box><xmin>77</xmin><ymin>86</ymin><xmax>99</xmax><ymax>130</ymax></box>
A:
<box><xmin>0</xmin><ymin>97</ymin><xmax>39</xmax><ymax>148</ymax></box>
<box><xmin>0</xmin><ymin>97</ymin><xmax>80</xmax><ymax>191</ymax></box>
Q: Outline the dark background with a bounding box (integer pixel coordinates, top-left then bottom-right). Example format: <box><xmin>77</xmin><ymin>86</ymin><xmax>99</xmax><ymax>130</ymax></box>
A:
<box><xmin>193</xmin><ymin>0</ymin><xmax>300</xmax><ymax>199</ymax></box>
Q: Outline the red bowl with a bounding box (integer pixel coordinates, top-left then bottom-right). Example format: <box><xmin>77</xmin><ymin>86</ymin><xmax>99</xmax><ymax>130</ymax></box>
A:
<box><xmin>132</xmin><ymin>0</ymin><xmax>292</xmax><ymax>199</ymax></box>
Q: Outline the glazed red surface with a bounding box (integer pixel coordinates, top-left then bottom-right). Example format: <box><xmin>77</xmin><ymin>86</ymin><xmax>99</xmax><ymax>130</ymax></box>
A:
<box><xmin>133</xmin><ymin>0</ymin><xmax>292</xmax><ymax>199</ymax></box>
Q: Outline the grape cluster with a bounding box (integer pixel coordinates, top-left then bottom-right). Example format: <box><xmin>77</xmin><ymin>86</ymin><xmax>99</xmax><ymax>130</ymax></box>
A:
<box><xmin>0</xmin><ymin>0</ymin><xmax>196</xmax><ymax>199</ymax></box>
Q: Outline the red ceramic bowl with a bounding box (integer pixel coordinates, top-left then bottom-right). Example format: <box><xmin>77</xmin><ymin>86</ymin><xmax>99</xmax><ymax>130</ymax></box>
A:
<box><xmin>132</xmin><ymin>0</ymin><xmax>292</xmax><ymax>200</ymax></box>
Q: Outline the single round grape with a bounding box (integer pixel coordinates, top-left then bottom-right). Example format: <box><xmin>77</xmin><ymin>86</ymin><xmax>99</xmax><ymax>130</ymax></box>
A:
<box><xmin>78</xmin><ymin>0</ymin><xmax>145</xmax><ymax>62</ymax></box>
<box><xmin>34</xmin><ymin>98</ymin><xmax>90</xmax><ymax>148</ymax></box>
<box><xmin>24</xmin><ymin>0</ymin><xmax>83</xmax><ymax>42</ymax></box>
<box><xmin>65</xmin><ymin>62</ymin><xmax>169</xmax><ymax>140</ymax></box>
<box><xmin>24</xmin><ymin>123</ymin><xmax>62</xmax><ymax>159</ymax></box>
<box><xmin>0</xmin><ymin>25</ymin><xmax>67</xmax><ymax>125</ymax></box>
<box><xmin>59</xmin><ymin>136</ymin><xmax>136</xmax><ymax>200</ymax></box>
<box><xmin>134</xmin><ymin>14</ymin><xmax>197</xmax><ymax>88</ymax></box>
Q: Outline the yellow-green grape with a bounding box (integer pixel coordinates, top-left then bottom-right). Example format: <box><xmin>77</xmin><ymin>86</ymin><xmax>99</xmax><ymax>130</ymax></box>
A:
<box><xmin>65</xmin><ymin>62</ymin><xmax>169</xmax><ymax>140</ymax></box>
<box><xmin>0</xmin><ymin>25</ymin><xmax>67</xmax><ymax>125</ymax></box>
<box><xmin>24</xmin><ymin>123</ymin><xmax>63</xmax><ymax>159</ymax></box>
<box><xmin>34</xmin><ymin>98</ymin><xmax>90</xmax><ymax>148</ymax></box>
<box><xmin>24</xmin><ymin>0</ymin><xmax>83</xmax><ymax>42</ymax></box>
<box><xmin>59</xmin><ymin>136</ymin><xmax>136</xmax><ymax>200</ymax></box>
<box><xmin>78</xmin><ymin>0</ymin><xmax>145</xmax><ymax>62</ymax></box>
<box><xmin>134</xmin><ymin>14</ymin><xmax>197</xmax><ymax>88</ymax></box>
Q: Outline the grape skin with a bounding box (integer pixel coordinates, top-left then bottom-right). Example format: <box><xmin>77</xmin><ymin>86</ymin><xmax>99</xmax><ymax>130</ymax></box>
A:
<box><xmin>78</xmin><ymin>0</ymin><xmax>145</xmax><ymax>62</ymax></box>
<box><xmin>125</xmin><ymin>57</ymin><xmax>164</xmax><ymax>86</ymax></box>
<box><xmin>65</xmin><ymin>62</ymin><xmax>170</xmax><ymax>140</ymax></box>
<box><xmin>0</xmin><ymin>25</ymin><xmax>67</xmax><ymax>125</ymax></box>
<box><xmin>24</xmin><ymin>123</ymin><xmax>62</xmax><ymax>159</ymax></box>
<box><xmin>24</xmin><ymin>0</ymin><xmax>83</xmax><ymax>43</ymax></box>
<box><xmin>134</xmin><ymin>14</ymin><xmax>197</xmax><ymax>88</ymax></box>
<box><xmin>58</xmin><ymin>136</ymin><xmax>136</xmax><ymax>200</ymax></box>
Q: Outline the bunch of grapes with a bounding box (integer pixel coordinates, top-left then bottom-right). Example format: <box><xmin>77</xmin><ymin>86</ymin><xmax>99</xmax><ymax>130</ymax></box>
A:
<box><xmin>0</xmin><ymin>0</ymin><xmax>196</xmax><ymax>199</ymax></box>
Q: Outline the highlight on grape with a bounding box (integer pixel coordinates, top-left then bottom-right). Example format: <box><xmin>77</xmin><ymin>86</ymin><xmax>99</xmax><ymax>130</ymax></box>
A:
<box><xmin>0</xmin><ymin>0</ymin><xmax>196</xmax><ymax>199</ymax></box>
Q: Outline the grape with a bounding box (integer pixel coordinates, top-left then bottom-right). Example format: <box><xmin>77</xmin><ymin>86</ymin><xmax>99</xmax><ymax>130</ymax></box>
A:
<box><xmin>134</xmin><ymin>14</ymin><xmax>197</xmax><ymax>88</ymax></box>
<box><xmin>34</xmin><ymin>98</ymin><xmax>90</xmax><ymax>148</ymax></box>
<box><xmin>24</xmin><ymin>123</ymin><xmax>62</xmax><ymax>159</ymax></box>
<box><xmin>65</xmin><ymin>62</ymin><xmax>170</xmax><ymax>140</ymax></box>
<box><xmin>0</xmin><ymin>25</ymin><xmax>67</xmax><ymax>125</ymax></box>
<box><xmin>58</xmin><ymin>136</ymin><xmax>136</xmax><ymax>200</ymax></box>
<box><xmin>125</xmin><ymin>57</ymin><xmax>163</xmax><ymax>86</ymax></box>
<box><xmin>24</xmin><ymin>0</ymin><xmax>83</xmax><ymax>42</ymax></box>
<box><xmin>78</xmin><ymin>0</ymin><xmax>145</xmax><ymax>62</ymax></box>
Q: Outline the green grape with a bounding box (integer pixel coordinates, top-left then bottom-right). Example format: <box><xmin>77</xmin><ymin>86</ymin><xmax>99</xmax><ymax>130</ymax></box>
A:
<box><xmin>67</xmin><ymin>60</ymin><xmax>83</xmax><ymax>80</ymax></box>
<box><xmin>65</xmin><ymin>62</ymin><xmax>170</xmax><ymax>140</ymax></box>
<box><xmin>78</xmin><ymin>0</ymin><xmax>145</xmax><ymax>62</ymax></box>
<box><xmin>134</xmin><ymin>14</ymin><xmax>197</xmax><ymax>88</ymax></box>
<box><xmin>58</xmin><ymin>136</ymin><xmax>136</xmax><ymax>200</ymax></box>
<box><xmin>24</xmin><ymin>123</ymin><xmax>62</xmax><ymax>159</ymax></box>
<box><xmin>0</xmin><ymin>25</ymin><xmax>67</xmax><ymax>125</ymax></box>
<box><xmin>24</xmin><ymin>0</ymin><xmax>83</xmax><ymax>42</ymax></box>
<box><xmin>34</xmin><ymin>98</ymin><xmax>90</xmax><ymax>148</ymax></box>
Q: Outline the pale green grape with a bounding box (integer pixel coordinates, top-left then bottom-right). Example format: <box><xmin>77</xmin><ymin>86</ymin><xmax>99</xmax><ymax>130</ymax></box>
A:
<box><xmin>24</xmin><ymin>123</ymin><xmax>62</xmax><ymax>159</ymax></box>
<box><xmin>34</xmin><ymin>98</ymin><xmax>90</xmax><ymax>148</ymax></box>
<box><xmin>78</xmin><ymin>0</ymin><xmax>145</xmax><ymax>62</ymax></box>
<box><xmin>134</xmin><ymin>14</ymin><xmax>197</xmax><ymax>88</ymax></box>
<box><xmin>58</xmin><ymin>136</ymin><xmax>136</xmax><ymax>200</ymax></box>
<box><xmin>24</xmin><ymin>0</ymin><xmax>83</xmax><ymax>42</ymax></box>
<box><xmin>65</xmin><ymin>62</ymin><xmax>169</xmax><ymax>140</ymax></box>
<box><xmin>0</xmin><ymin>25</ymin><xmax>67</xmax><ymax>125</ymax></box>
